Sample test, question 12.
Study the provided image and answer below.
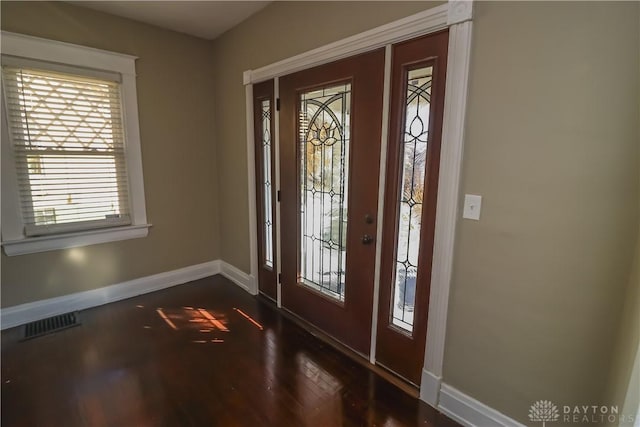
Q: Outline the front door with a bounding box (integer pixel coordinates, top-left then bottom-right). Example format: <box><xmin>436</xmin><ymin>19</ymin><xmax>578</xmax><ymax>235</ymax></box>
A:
<box><xmin>279</xmin><ymin>50</ymin><xmax>385</xmax><ymax>355</ymax></box>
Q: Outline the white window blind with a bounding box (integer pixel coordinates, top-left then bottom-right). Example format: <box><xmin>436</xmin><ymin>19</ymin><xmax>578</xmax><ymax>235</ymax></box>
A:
<box><xmin>2</xmin><ymin>65</ymin><xmax>132</xmax><ymax>237</ymax></box>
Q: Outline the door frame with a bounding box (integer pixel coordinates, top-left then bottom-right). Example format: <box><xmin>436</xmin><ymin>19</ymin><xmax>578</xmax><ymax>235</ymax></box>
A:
<box><xmin>243</xmin><ymin>0</ymin><xmax>474</xmax><ymax>407</ymax></box>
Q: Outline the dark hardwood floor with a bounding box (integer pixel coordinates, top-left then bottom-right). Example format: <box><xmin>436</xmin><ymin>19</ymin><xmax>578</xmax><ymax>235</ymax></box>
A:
<box><xmin>1</xmin><ymin>276</ymin><xmax>460</xmax><ymax>427</ymax></box>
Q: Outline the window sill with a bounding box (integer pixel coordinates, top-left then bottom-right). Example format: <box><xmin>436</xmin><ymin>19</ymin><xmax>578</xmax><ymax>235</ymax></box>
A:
<box><xmin>2</xmin><ymin>224</ymin><xmax>151</xmax><ymax>256</ymax></box>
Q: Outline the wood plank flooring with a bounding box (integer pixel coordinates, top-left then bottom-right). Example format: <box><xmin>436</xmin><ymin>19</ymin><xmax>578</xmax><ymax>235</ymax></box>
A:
<box><xmin>1</xmin><ymin>275</ymin><xmax>460</xmax><ymax>427</ymax></box>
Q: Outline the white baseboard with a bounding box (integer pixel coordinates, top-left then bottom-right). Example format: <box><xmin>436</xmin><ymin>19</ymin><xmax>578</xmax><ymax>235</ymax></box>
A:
<box><xmin>420</xmin><ymin>369</ymin><xmax>442</xmax><ymax>406</ymax></box>
<box><xmin>438</xmin><ymin>384</ymin><xmax>526</xmax><ymax>427</ymax></box>
<box><xmin>0</xmin><ymin>260</ymin><xmax>220</xmax><ymax>330</ymax></box>
<box><xmin>219</xmin><ymin>260</ymin><xmax>256</xmax><ymax>295</ymax></box>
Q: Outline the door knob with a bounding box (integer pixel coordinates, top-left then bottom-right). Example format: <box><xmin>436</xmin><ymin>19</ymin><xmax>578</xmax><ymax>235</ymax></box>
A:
<box><xmin>361</xmin><ymin>234</ymin><xmax>374</xmax><ymax>245</ymax></box>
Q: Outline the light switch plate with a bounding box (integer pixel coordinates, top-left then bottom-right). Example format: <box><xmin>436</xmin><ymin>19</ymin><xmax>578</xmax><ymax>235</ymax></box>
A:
<box><xmin>463</xmin><ymin>194</ymin><xmax>482</xmax><ymax>220</ymax></box>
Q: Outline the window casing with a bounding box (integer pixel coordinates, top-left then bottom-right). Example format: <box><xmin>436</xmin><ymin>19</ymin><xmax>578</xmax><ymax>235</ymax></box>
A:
<box><xmin>1</xmin><ymin>32</ymin><xmax>149</xmax><ymax>256</ymax></box>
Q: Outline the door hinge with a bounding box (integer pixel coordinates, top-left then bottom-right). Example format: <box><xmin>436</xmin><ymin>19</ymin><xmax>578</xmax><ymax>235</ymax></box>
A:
<box><xmin>278</xmin><ymin>273</ymin><xmax>282</xmax><ymax>284</ymax></box>
<box><xmin>277</xmin><ymin>190</ymin><xmax>281</xmax><ymax>202</ymax></box>
<box><xmin>276</xmin><ymin>98</ymin><xmax>280</xmax><ymax>111</ymax></box>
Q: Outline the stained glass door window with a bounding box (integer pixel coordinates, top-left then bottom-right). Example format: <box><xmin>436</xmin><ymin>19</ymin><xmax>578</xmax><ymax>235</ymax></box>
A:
<box><xmin>391</xmin><ymin>66</ymin><xmax>433</xmax><ymax>332</ymax></box>
<box><xmin>253</xmin><ymin>79</ymin><xmax>277</xmax><ymax>301</ymax></box>
<box><xmin>298</xmin><ymin>83</ymin><xmax>351</xmax><ymax>302</ymax></box>
<box><xmin>261</xmin><ymin>99</ymin><xmax>274</xmax><ymax>268</ymax></box>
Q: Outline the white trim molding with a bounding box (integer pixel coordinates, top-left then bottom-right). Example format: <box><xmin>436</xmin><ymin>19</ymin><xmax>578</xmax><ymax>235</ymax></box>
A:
<box><xmin>423</xmin><ymin>5</ymin><xmax>474</xmax><ymax>400</ymax></box>
<box><xmin>219</xmin><ymin>260</ymin><xmax>255</xmax><ymax>295</ymax></box>
<box><xmin>0</xmin><ymin>31</ymin><xmax>137</xmax><ymax>76</ymax></box>
<box><xmin>369</xmin><ymin>44</ymin><xmax>393</xmax><ymax>364</ymax></box>
<box><xmin>243</xmin><ymin>4</ymin><xmax>448</xmax><ymax>85</ymax></box>
<box><xmin>420</xmin><ymin>370</ymin><xmax>443</xmax><ymax>407</ymax></box>
<box><xmin>438</xmin><ymin>384</ymin><xmax>527</xmax><ymax>427</ymax></box>
<box><xmin>2</xmin><ymin>224</ymin><xmax>150</xmax><ymax>256</ymax></box>
<box><xmin>447</xmin><ymin>0</ymin><xmax>474</xmax><ymax>26</ymax></box>
<box><xmin>0</xmin><ymin>260</ymin><xmax>220</xmax><ymax>330</ymax></box>
<box><xmin>244</xmin><ymin>80</ymin><xmax>259</xmax><ymax>296</ymax></box>
<box><xmin>1</xmin><ymin>31</ymin><xmax>148</xmax><ymax>255</ymax></box>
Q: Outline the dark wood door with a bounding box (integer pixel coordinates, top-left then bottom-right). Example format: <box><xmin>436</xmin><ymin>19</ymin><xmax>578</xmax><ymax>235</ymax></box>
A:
<box><xmin>253</xmin><ymin>80</ymin><xmax>278</xmax><ymax>301</ymax></box>
<box><xmin>280</xmin><ymin>50</ymin><xmax>385</xmax><ymax>355</ymax></box>
<box><xmin>376</xmin><ymin>31</ymin><xmax>449</xmax><ymax>385</ymax></box>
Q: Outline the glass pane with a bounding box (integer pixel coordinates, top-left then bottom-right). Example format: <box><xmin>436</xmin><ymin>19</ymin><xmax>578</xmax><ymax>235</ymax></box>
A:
<box><xmin>2</xmin><ymin>67</ymin><xmax>130</xmax><ymax>228</ymax></box>
<box><xmin>299</xmin><ymin>83</ymin><xmax>351</xmax><ymax>302</ymax></box>
<box><xmin>261</xmin><ymin>99</ymin><xmax>274</xmax><ymax>268</ymax></box>
<box><xmin>391</xmin><ymin>66</ymin><xmax>433</xmax><ymax>332</ymax></box>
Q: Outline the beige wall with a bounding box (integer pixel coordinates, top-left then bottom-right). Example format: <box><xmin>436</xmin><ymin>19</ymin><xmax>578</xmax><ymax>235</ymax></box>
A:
<box><xmin>1</xmin><ymin>2</ymin><xmax>220</xmax><ymax>307</ymax></box>
<box><xmin>211</xmin><ymin>1</ymin><xmax>445</xmax><ymax>272</ymax></box>
<box><xmin>443</xmin><ymin>1</ymin><xmax>639</xmax><ymax>425</ymax></box>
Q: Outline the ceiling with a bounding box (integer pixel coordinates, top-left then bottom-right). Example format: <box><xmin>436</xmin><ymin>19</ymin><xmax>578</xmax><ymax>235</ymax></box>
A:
<box><xmin>68</xmin><ymin>1</ymin><xmax>272</xmax><ymax>40</ymax></box>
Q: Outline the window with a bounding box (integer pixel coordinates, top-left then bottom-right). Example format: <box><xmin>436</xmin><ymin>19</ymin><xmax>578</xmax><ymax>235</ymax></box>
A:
<box><xmin>260</xmin><ymin>98</ymin><xmax>274</xmax><ymax>268</ymax></box>
<box><xmin>299</xmin><ymin>82</ymin><xmax>351</xmax><ymax>302</ymax></box>
<box><xmin>391</xmin><ymin>65</ymin><xmax>433</xmax><ymax>333</ymax></box>
<box><xmin>3</xmin><ymin>65</ymin><xmax>130</xmax><ymax>236</ymax></box>
<box><xmin>1</xmin><ymin>32</ymin><xmax>149</xmax><ymax>255</ymax></box>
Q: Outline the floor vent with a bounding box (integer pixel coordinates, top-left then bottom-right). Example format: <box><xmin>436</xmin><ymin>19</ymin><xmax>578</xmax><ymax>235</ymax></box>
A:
<box><xmin>22</xmin><ymin>312</ymin><xmax>80</xmax><ymax>340</ymax></box>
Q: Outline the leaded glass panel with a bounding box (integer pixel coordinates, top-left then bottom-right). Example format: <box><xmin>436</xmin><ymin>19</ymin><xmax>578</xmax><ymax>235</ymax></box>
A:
<box><xmin>299</xmin><ymin>83</ymin><xmax>351</xmax><ymax>302</ymax></box>
<box><xmin>261</xmin><ymin>99</ymin><xmax>274</xmax><ymax>268</ymax></box>
<box><xmin>391</xmin><ymin>66</ymin><xmax>432</xmax><ymax>332</ymax></box>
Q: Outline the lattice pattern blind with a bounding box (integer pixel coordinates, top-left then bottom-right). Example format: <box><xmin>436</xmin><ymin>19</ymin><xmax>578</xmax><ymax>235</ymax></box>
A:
<box><xmin>2</xmin><ymin>65</ymin><xmax>131</xmax><ymax>236</ymax></box>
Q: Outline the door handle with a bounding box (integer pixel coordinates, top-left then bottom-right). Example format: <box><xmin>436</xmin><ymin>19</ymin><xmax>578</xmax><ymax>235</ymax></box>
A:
<box><xmin>361</xmin><ymin>234</ymin><xmax>374</xmax><ymax>245</ymax></box>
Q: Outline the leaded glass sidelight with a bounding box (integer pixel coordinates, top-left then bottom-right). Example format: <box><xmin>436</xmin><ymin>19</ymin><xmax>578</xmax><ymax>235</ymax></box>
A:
<box><xmin>391</xmin><ymin>66</ymin><xmax>433</xmax><ymax>333</ymax></box>
<box><xmin>261</xmin><ymin>99</ymin><xmax>274</xmax><ymax>268</ymax></box>
<box><xmin>299</xmin><ymin>83</ymin><xmax>351</xmax><ymax>302</ymax></box>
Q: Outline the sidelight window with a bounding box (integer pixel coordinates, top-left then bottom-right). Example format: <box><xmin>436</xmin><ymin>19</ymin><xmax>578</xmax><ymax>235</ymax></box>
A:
<box><xmin>260</xmin><ymin>99</ymin><xmax>274</xmax><ymax>268</ymax></box>
<box><xmin>391</xmin><ymin>66</ymin><xmax>433</xmax><ymax>332</ymax></box>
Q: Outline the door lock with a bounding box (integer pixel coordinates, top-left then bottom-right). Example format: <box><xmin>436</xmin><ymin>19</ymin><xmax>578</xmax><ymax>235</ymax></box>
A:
<box><xmin>361</xmin><ymin>234</ymin><xmax>374</xmax><ymax>245</ymax></box>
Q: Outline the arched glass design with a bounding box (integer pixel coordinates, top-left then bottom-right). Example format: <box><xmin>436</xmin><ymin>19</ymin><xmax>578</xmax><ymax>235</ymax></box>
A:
<box><xmin>298</xmin><ymin>83</ymin><xmax>351</xmax><ymax>302</ymax></box>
